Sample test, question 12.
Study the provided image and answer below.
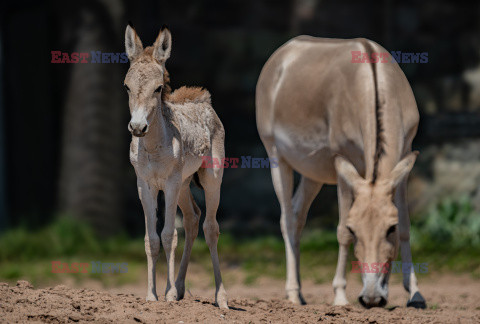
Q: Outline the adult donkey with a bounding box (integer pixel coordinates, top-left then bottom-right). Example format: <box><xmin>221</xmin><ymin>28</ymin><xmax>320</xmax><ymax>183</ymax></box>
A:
<box><xmin>124</xmin><ymin>24</ymin><xmax>228</xmax><ymax>309</ymax></box>
<box><xmin>256</xmin><ymin>36</ymin><xmax>426</xmax><ymax>309</ymax></box>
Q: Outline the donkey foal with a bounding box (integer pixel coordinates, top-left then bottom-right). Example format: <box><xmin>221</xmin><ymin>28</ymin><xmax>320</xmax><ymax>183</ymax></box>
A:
<box><xmin>123</xmin><ymin>23</ymin><xmax>228</xmax><ymax>309</ymax></box>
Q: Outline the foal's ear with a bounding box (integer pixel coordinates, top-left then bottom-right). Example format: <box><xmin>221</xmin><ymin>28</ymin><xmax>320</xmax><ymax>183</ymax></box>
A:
<box><xmin>389</xmin><ymin>151</ymin><xmax>418</xmax><ymax>189</ymax></box>
<box><xmin>335</xmin><ymin>155</ymin><xmax>366</xmax><ymax>192</ymax></box>
<box><xmin>153</xmin><ymin>25</ymin><xmax>172</xmax><ymax>63</ymax></box>
<box><xmin>125</xmin><ymin>23</ymin><xmax>143</xmax><ymax>62</ymax></box>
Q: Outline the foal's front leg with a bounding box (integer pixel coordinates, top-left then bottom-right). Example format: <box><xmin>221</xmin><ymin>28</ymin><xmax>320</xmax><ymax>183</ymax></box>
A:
<box><xmin>162</xmin><ymin>176</ymin><xmax>182</xmax><ymax>301</ymax></box>
<box><xmin>138</xmin><ymin>178</ymin><xmax>160</xmax><ymax>301</ymax></box>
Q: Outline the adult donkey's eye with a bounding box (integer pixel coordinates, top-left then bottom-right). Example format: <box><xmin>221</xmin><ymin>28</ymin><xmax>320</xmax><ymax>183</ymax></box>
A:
<box><xmin>386</xmin><ymin>224</ymin><xmax>397</xmax><ymax>237</ymax></box>
<box><xmin>154</xmin><ymin>85</ymin><xmax>163</xmax><ymax>93</ymax></box>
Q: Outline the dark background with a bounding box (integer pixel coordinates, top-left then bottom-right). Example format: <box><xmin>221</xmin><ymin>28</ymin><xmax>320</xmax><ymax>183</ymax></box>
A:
<box><xmin>1</xmin><ymin>0</ymin><xmax>479</xmax><ymax>237</ymax></box>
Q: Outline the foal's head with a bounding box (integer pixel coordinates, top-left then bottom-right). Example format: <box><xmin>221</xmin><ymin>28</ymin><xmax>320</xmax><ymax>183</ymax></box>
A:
<box><xmin>335</xmin><ymin>152</ymin><xmax>417</xmax><ymax>308</ymax></box>
<box><xmin>124</xmin><ymin>23</ymin><xmax>172</xmax><ymax>137</ymax></box>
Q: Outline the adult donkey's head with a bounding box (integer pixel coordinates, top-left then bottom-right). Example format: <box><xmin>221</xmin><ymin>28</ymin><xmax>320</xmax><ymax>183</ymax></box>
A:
<box><xmin>335</xmin><ymin>152</ymin><xmax>418</xmax><ymax>308</ymax></box>
<box><xmin>124</xmin><ymin>23</ymin><xmax>172</xmax><ymax>137</ymax></box>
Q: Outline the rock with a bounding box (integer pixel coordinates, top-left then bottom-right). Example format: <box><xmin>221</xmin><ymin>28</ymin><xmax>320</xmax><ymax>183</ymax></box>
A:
<box><xmin>16</xmin><ymin>280</ymin><xmax>33</xmax><ymax>289</ymax></box>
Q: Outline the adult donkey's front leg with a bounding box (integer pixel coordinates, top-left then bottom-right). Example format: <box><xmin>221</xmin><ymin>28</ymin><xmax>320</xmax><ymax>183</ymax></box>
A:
<box><xmin>162</xmin><ymin>176</ymin><xmax>182</xmax><ymax>302</ymax></box>
<box><xmin>333</xmin><ymin>177</ymin><xmax>353</xmax><ymax>306</ymax></box>
<box><xmin>138</xmin><ymin>178</ymin><xmax>160</xmax><ymax>301</ymax></box>
<box><xmin>396</xmin><ymin>178</ymin><xmax>426</xmax><ymax>309</ymax></box>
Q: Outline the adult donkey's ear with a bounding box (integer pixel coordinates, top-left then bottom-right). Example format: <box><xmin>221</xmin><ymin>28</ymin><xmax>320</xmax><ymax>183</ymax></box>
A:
<box><xmin>125</xmin><ymin>23</ymin><xmax>143</xmax><ymax>62</ymax></box>
<box><xmin>153</xmin><ymin>25</ymin><xmax>172</xmax><ymax>63</ymax></box>
<box><xmin>335</xmin><ymin>155</ymin><xmax>367</xmax><ymax>193</ymax></box>
<box><xmin>389</xmin><ymin>151</ymin><xmax>419</xmax><ymax>190</ymax></box>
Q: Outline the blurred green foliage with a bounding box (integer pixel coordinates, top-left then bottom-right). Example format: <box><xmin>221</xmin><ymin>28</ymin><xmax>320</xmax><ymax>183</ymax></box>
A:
<box><xmin>0</xmin><ymin>217</ymin><xmax>146</xmax><ymax>285</ymax></box>
<box><xmin>410</xmin><ymin>196</ymin><xmax>480</xmax><ymax>277</ymax></box>
<box><xmin>411</xmin><ymin>195</ymin><xmax>480</xmax><ymax>249</ymax></box>
<box><xmin>0</xmin><ymin>196</ymin><xmax>479</xmax><ymax>286</ymax></box>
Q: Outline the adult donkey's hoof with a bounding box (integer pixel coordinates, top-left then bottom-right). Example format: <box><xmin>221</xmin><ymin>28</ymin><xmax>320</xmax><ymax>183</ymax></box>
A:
<box><xmin>175</xmin><ymin>282</ymin><xmax>185</xmax><ymax>301</ymax></box>
<box><xmin>407</xmin><ymin>292</ymin><xmax>426</xmax><ymax>309</ymax></box>
<box><xmin>287</xmin><ymin>290</ymin><xmax>307</xmax><ymax>305</ymax></box>
<box><xmin>146</xmin><ymin>294</ymin><xmax>158</xmax><ymax>302</ymax></box>
<box><xmin>333</xmin><ymin>296</ymin><xmax>349</xmax><ymax>306</ymax></box>
<box><xmin>165</xmin><ymin>287</ymin><xmax>178</xmax><ymax>302</ymax></box>
<box><xmin>216</xmin><ymin>288</ymin><xmax>229</xmax><ymax>309</ymax></box>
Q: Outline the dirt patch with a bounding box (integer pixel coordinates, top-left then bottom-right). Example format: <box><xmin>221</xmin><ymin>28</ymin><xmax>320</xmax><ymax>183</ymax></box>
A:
<box><xmin>1</xmin><ymin>275</ymin><xmax>479</xmax><ymax>323</ymax></box>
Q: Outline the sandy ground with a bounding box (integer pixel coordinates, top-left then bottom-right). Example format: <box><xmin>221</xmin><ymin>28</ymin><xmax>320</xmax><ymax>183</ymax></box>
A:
<box><xmin>1</xmin><ymin>270</ymin><xmax>479</xmax><ymax>323</ymax></box>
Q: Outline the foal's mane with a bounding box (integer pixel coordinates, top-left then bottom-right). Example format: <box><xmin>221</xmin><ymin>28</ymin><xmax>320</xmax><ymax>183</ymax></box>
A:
<box><xmin>166</xmin><ymin>86</ymin><xmax>211</xmax><ymax>105</ymax></box>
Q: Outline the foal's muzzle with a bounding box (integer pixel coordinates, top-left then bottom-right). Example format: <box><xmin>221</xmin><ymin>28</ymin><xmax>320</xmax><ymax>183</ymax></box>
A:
<box><xmin>128</xmin><ymin>122</ymin><xmax>149</xmax><ymax>137</ymax></box>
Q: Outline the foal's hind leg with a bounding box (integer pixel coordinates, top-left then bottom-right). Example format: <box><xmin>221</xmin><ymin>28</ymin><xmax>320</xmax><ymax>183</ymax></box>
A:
<box><xmin>198</xmin><ymin>165</ymin><xmax>228</xmax><ymax>309</ymax></box>
<box><xmin>162</xmin><ymin>176</ymin><xmax>182</xmax><ymax>302</ymax></box>
<box><xmin>175</xmin><ymin>184</ymin><xmax>200</xmax><ymax>300</ymax></box>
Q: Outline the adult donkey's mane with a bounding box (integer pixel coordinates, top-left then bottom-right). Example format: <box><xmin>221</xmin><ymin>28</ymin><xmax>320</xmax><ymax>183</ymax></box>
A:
<box><xmin>362</xmin><ymin>40</ymin><xmax>385</xmax><ymax>184</ymax></box>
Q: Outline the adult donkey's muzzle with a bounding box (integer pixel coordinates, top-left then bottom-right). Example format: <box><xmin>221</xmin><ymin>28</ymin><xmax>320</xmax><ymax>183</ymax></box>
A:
<box><xmin>358</xmin><ymin>294</ymin><xmax>387</xmax><ymax>308</ymax></box>
<box><xmin>128</xmin><ymin>121</ymin><xmax>149</xmax><ymax>137</ymax></box>
<box><xmin>358</xmin><ymin>272</ymin><xmax>389</xmax><ymax>308</ymax></box>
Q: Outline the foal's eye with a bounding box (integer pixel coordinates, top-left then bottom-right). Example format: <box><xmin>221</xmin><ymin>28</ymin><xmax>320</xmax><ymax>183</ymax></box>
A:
<box><xmin>124</xmin><ymin>84</ymin><xmax>130</xmax><ymax>92</ymax></box>
<box><xmin>386</xmin><ymin>224</ymin><xmax>397</xmax><ymax>237</ymax></box>
<box><xmin>154</xmin><ymin>85</ymin><xmax>163</xmax><ymax>93</ymax></box>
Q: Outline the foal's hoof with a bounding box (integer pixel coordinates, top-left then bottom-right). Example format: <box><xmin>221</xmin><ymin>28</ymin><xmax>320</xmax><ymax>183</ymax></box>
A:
<box><xmin>286</xmin><ymin>290</ymin><xmax>306</xmax><ymax>305</ymax></box>
<box><xmin>407</xmin><ymin>292</ymin><xmax>426</xmax><ymax>309</ymax></box>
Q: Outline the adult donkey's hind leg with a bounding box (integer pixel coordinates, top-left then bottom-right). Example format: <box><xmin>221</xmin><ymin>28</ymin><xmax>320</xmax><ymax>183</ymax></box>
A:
<box><xmin>266</xmin><ymin>145</ymin><xmax>305</xmax><ymax>304</ymax></box>
<box><xmin>137</xmin><ymin>178</ymin><xmax>160</xmax><ymax>301</ymax></box>
<box><xmin>175</xmin><ymin>184</ymin><xmax>200</xmax><ymax>300</ymax></box>
<box><xmin>396</xmin><ymin>178</ymin><xmax>426</xmax><ymax>309</ymax></box>
<box><xmin>291</xmin><ymin>176</ymin><xmax>322</xmax><ymax>302</ymax></box>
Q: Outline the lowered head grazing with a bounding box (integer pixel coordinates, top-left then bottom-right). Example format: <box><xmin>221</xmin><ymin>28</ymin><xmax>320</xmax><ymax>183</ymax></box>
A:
<box><xmin>335</xmin><ymin>151</ymin><xmax>418</xmax><ymax>308</ymax></box>
<box><xmin>124</xmin><ymin>24</ymin><xmax>172</xmax><ymax>137</ymax></box>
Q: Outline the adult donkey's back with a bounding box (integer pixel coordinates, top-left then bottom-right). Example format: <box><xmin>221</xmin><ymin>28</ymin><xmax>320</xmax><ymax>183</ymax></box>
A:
<box><xmin>256</xmin><ymin>36</ymin><xmax>425</xmax><ymax>308</ymax></box>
